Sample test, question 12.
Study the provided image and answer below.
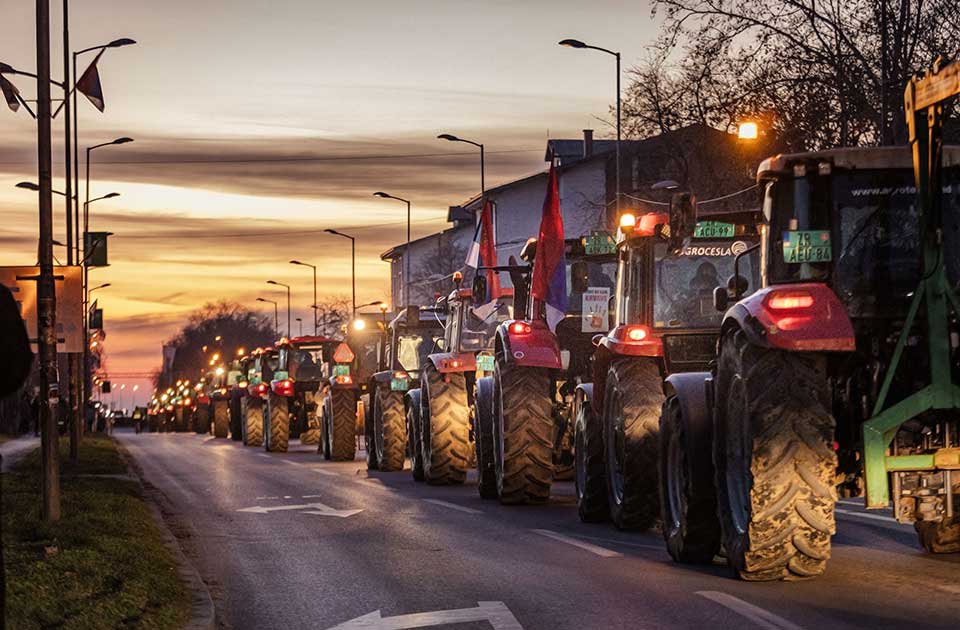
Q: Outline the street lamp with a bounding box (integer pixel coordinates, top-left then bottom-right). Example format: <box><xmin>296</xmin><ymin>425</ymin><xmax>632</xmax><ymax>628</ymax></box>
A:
<box><xmin>437</xmin><ymin>133</ymin><xmax>485</xmax><ymax>204</ymax></box>
<box><xmin>257</xmin><ymin>297</ymin><xmax>279</xmax><ymax>333</ymax></box>
<box><xmin>324</xmin><ymin>229</ymin><xmax>356</xmax><ymax>315</ymax></box>
<box><xmin>266</xmin><ymin>280</ymin><xmax>291</xmax><ymax>337</ymax></box>
<box><xmin>559</xmin><ymin>38</ymin><xmax>622</xmax><ymax>214</ymax></box>
<box><xmin>89</xmin><ymin>283</ymin><xmax>111</xmax><ymax>293</ymax></box>
<box><xmin>290</xmin><ymin>260</ymin><xmax>318</xmax><ymax>334</ymax></box>
<box><xmin>16</xmin><ymin>182</ymin><xmax>67</xmax><ymax>197</ymax></box>
<box><xmin>373</xmin><ymin>192</ymin><xmax>412</xmax><ymax>307</ymax></box>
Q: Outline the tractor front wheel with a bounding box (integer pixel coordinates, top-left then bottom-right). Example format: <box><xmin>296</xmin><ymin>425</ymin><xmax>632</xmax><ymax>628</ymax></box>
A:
<box><xmin>603</xmin><ymin>359</ymin><xmax>663</xmax><ymax>530</ymax></box>
<box><xmin>212</xmin><ymin>400</ymin><xmax>229</xmax><ymax>439</ymax></box>
<box><xmin>407</xmin><ymin>397</ymin><xmax>425</xmax><ymax>481</ymax></box>
<box><xmin>575</xmin><ymin>399</ymin><xmax>608</xmax><ymax>522</ymax></box>
<box><xmin>474</xmin><ymin>376</ymin><xmax>498</xmax><ymax>499</ymax></box>
<box><xmin>264</xmin><ymin>391</ymin><xmax>290</xmax><ymax>452</ymax></box>
<box><xmin>421</xmin><ymin>363</ymin><xmax>470</xmax><ymax>485</ymax></box>
<box><xmin>916</xmin><ymin>518</ymin><xmax>960</xmax><ymax>553</ymax></box>
<box><xmin>375</xmin><ymin>386</ymin><xmax>406</xmax><ymax>472</ymax></box>
<box><xmin>493</xmin><ymin>360</ymin><xmax>553</xmax><ymax>505</ymax></box>
<box><xmin>299</xmin><ymin>391</ymin><xmax>322</xmax><ymax>445</ymax></box>
<box><xmin>714</xmin><ymin>329</ymin><xmax>837</xmax><ymax>581</ymax></box>
<box><xmin>244</xmin><ymin>397</ymin><xmax>264</xmax><ymax>447</ymax></box>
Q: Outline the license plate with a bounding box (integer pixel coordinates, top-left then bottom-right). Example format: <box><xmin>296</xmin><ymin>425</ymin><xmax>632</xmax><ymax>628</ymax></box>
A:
<box><xmin>476</xmin><ymin>354</ymin><xmax>495</xmax><ymax>372</ymax></box>
<box><xmin>694</xmin><ymin>221</ymin><xmax>735</xmax><ymax>238</ymax></box>
<box><xmin>390</xmin><ymin>378</ymin><xmax>409</xmax><ymax>391</ymax></box>
<box><xmin>333</xmin><ymin>364</ymin><xmax>350</xmax><ymax>376</ymax></box>
<box><xmin>782</xmin><ymin>230</ymin><xmax>832</xmax><ymax>263</ymax></box>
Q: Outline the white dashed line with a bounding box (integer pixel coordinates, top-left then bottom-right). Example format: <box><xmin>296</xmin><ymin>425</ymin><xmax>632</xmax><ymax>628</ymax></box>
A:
<box><xmin>422</xmin><ymin>499</ymin><xmax>482</xmax><ymax>515</ymax></box>
<box><xmin>302</xmin><ymin>494</ymin><xmax>323</xmax><ymax>498</ymax></box>
<box><xmin>696</xmin><ymin>591</ymin><xmax>806</xmax><ymax>630</ymax></box>
<box><xmin>835</xmin><ymin>508</ymin><xmax>901</xmax><ymax>524</ymax></box>
<box><xmin>282</xmin><ymin>460</ymin><xmax>302</xmax><ymax>467</ymax></box>
<box><xmin>310</xmin><ymin>468</ymin><xmax>340</xmax><ymax>477</ymax></box>
<box><xmin>531</xmin><ymin>529</ymin><xmax>622</xmax><ymax>558</ymax></box>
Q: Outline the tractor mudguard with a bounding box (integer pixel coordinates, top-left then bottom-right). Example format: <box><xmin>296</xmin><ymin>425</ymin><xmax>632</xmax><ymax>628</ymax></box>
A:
<box><xmin>599</xmin><ymin>325</ymin><xmax>664</xmax><ymax>358</ymax></box>
<box><xmin>495</xmin><ymin>320</ymin><xmax>562</xmax><ymax>369</ymax></box>
<box><xmin>725</xmin><ymin>283</ymin><xmax>856</xmax><ymax>352</ymax></box>
<box><xmin>370</xmin><ymin>370</ymin><xmax>393</xmax><ymax>386</ymax></box>
<box><xmin>663</xmin><ymin>372</ymin><xmax>712</xmax><ymax>441</ymax></box>
<box><xmin>426</xmin><ymin>351</ymin><xmax>475</xmax><ymax>373</ymax></box>
<box><xmin>404</xmin><ymin>387</ymin><xmax>421</xmax><ymax>414</ymax></box>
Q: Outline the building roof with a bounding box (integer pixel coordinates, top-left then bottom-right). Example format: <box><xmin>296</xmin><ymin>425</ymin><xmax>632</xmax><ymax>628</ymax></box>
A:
<box><xmin>545</xmin><ymin>138</ymin><xmax>617</xmax><ymax>164</ymax></box>
<box><xmin>380</xmin><ymin>224</ymin><xmax>468</xmax><ymax>261</ymax></box>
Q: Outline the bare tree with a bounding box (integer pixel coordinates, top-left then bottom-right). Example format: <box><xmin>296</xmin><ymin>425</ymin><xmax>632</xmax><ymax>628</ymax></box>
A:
<box><xmin>313</xmin><ymin>296</ymin><xmax>351</xmax><ymax>337</ymax></box>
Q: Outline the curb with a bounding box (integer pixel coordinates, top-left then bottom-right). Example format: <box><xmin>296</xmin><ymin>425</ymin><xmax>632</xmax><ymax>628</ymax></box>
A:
<box><xmin>116</xmin><ymin>443</ymin><xmax>217</xmax><ymax>630</ymax></box>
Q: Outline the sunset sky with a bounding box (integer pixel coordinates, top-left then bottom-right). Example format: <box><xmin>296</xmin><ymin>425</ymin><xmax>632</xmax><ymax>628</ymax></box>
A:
<box><xmin>2</xmin><ymin>0</ymin><xmax>658</xmax><ymax>405</ymax></box>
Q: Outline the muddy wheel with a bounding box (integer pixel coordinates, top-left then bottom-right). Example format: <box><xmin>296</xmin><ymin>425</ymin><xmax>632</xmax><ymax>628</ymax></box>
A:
<box><xmin>300</xmin><ymin>391</ymin><xmax>322</xmax><ymax>444</ymax></box>
<box><xmin>375</xmin><ymin>386</ymin><xmax>406</xmax><ymax>472</ymax></box>
<box><xmin>194</xmin><ymin>404</ymin><xmax>210</xmax><ymax>435</ymax></box>
<box><xmin>229</xmin><ymin>395</ymin><xmax>243</xmax><ymax>441</ymax></box>
<box><xmin>213</xmin><ymin>400</ymin><xmax>229</xmax><ymax>439</ymax></box>
<box><xmin>575</xmin><ymin>398</ymin><xmax>609</xmax><ymax>522</ymax></box>
<box><xmin>660</xmin><ymin>394</ymin><xmax>721</xmax><ymax>563</ymax></box>
<box><xmin>244</xmin><ymin>396</ymin><xmax>264</xmax><ymax>447</ymax></box>
<box><xmin>714</xmin><ymin>329</ymin><xmax>837</xmax><ymax>581</ymax></box>
<box><xmin>915</xmin><ymin>517</ymin><xmax>960</xmax><ymax>554</ymax></box>
<box><xmin>407</xmin><ymin>394</ymin><xmax>425</xmax><ymax>481</ymax></box>
<box><xmin>493</xmin><ymin>359</ymin><xmax>553</xmax><ymax>505</ymax></box>
<box><xmin>421</xmin><ymin>363</ymin><xmax>470</xmax><ymax>485</ymax></box>
<box><xmin>329</xmin><ymin>388</ymin><xmax>357</xmax><ymax>461</ymax></box>
<box><xmin>474</xmin><ymin>376</ymin><xmax>498</xmax><ymax>499</ymax></box>
<box><xmin>603</xmin><ymin>359</ymin><xmax>663</xmax><ymax>530</ymax></box>
<box><xmin>265</xmin><ymin>391</ymin><xmax>290</xmax><ymax>453</ymax></box>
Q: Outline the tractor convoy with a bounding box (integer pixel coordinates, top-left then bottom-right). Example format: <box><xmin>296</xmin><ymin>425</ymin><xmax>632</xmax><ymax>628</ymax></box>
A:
<box><xmin>148</xmin><ymin>58</ymin><xmax>960</xmax><ymax>582</ymax></box>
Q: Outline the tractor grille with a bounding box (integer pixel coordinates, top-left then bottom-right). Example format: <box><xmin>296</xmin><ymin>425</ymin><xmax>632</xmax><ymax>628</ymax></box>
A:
<box><xmin>662</xmin><ymin>334</ymin><xmax>717</xmax><ymax>374</ymax></box>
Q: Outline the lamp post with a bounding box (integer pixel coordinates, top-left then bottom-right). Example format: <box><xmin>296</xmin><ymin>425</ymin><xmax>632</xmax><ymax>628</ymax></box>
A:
<box><xmin>290</xmin><ymin>260</ymin><xmax>317</xmax><ymax>334</ymax></box>
<box><xmin>324</xmin><ymin>229</ymin><xmax>356</xmax><ymax>315</ymax></box>
<box><xmin>559</xmin><ymin>38</ymin><xmax>622</xmax><ymax>214</ymax></box>
<box><xmin>257</xmin><ymin>297</ymin><xmax>279</xmax><ymax>333</ymax></box>
<box><xmin>296</xmin><ymin>317</ymin><xmax>303</xmax><ymax>336</ymax></box>
<box><xmin>266</xmin><ymin>280</ymin><xmax>291</xmax><ymax>337</ymax></box>
<box><xmin>437</xmin><ymin>134</ymin><xmax>485</xmax><ymax>204</ymax></box>
<box><xmin>373</xmin><ymin>192</ymin><xmax>412</xmax><ymax>307</ymax></box>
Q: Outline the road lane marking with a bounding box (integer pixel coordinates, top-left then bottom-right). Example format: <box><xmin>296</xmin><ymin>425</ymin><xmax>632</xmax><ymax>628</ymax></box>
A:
<box><xmin>835</xmin><ymin>508</ymin><xmax>900</xmax><ymax>524</ymax></box>
<box><xmin>696</xmin><ymin>591</ymin><xmax>806</xmax><ymax>630</ymax></box>
<box><xmin>531</xmin><ymin>529</ymin><xmax>622</xmax><ymax>558</ymax></box>
<box><xmin>283</xmin><ymin>460</ymin><xmax>302</xmax><ymax>466</ymax></box>
<box><xmin>256</xmin><ymin>453</ymin><xmax>271</xmax><ymax>458</ymax></box>
<box><xmin>327</xmin><ymin>601</ymin><xmax>523</xmax><ymax>630</ymax></box>
<box><xmin>302</xmin><ymin>494</ymin><xmax>323</xmax><ymax>498</ymax></box>
<box><xmin>311</xmin><ymin>468</ymin><xmax>340</xmax><ymax>477</ymax></box>
<box><xmin>570</xmin><ymin>532</ymin><xmax>666</xmax><ymax>551</ymax></box>
<box><xmin>237</xmin><ymin>501</ymin><xmax>362</xmax><ymax>517</ymax></box>
<box><xmin>422</xmin><ymin>499</ymin><xmax>482</xmax><ymax>514</ymax></box>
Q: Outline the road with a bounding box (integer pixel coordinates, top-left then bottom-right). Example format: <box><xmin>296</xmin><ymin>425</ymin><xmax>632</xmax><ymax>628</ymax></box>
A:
<box><xmin>116</xmin><ymin>429</ymin><xmax>960</xmax><ymax>630</ymax></box>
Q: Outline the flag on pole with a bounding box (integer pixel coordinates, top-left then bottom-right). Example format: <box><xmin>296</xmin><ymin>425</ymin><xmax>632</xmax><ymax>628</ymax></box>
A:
<box><xmin>0</xmin><ymin>74</ymin><xmax>20</xmax><ymax>112</ymax></box>
<box><xmin>464</xmin><ymin>200</ymin><xmax>499</xmax><ymax>302</ymax></box>
<box><xmin>76</xmin><ymin>50</ymin><xmax>106</xmax><ymax>112</ymax></box>
<box><xmin>530</xmin><ymin>158</ymin><xmax>567</xmax><ymax>331</ymax></box>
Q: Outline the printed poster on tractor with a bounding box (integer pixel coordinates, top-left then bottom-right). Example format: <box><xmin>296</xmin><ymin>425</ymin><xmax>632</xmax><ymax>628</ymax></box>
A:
<box><xmin>581</xmin><ymin>287</ymin><xmax>610</xmax><ymax>333</ymax></box>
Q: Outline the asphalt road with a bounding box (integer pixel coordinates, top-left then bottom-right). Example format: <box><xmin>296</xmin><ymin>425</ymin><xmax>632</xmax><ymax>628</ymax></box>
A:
<box><xmin>116</xmin><ymin>429</ymin><xmax>960</xmax><ymax>630</ymax></box>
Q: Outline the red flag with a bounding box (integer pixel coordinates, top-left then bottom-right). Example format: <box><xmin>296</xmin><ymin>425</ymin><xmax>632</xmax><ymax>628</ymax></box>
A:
<box><xmin>76</xmin><ymin>50</ymin><xmax>105</xmax><ymax>112</ymax></box>
<box><xmin>530</xmin><ymin>159</ymin><xmax>568</xmax><ymax>331</ymax></box>
<box><xmin>478</xmin><ymin>200</ymin><xmax>500</xmax><ymax>300</ymax></box>
<box><xmin>0</xmin><ymin>74</ymin><xmax>20</xmax><ymax>112</ymax></box>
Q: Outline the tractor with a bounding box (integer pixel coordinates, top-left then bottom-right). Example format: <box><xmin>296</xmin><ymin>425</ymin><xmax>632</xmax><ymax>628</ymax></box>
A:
<box><xmin>241</xmin><ymin>347</ymin><xmax>273</xmax><ymax>447</ymax></box>
<box><xmin>320</xmin><ymin>313</ymin><xmax>386</xmax><ymax>461</ymax></box>
<box><xmin>246</xmin><ymin>346</ymin><xmax>292</xmax><ymax>451</ymax></box>
<box><xmin>658</xmin><ymin>60</ymin><xmax>960</xmax><ymax>581</ymax></box>
<box><xmin>365</xmin><ymin>305</ymin><xmax>445</xmax><ymax>472</ymax></box>
<box><xmin>270</xmin><ymin>335</ymin><xmax>339</xmax><ymax>448</ymax></box>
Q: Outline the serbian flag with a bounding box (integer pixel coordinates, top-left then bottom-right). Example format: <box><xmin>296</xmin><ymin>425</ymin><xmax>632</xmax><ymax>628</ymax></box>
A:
<box><xmin>0</xmin><ymin>74</ymin><xmax>20</xmax><ymax>112</ymax></box>
<box><xmin>531</xmin><ymin>159</ymin><xmax>567</xmax><ymax>331</ymax></box>
<box><xmin>76</xmin><ymin>50</ymin><xmax>106</xmax><ymax>112</ymax></box>
<box><xmin>465</xmin><ymin>200</ymin><xmax>500</xmax><ymax>302</ymax></box>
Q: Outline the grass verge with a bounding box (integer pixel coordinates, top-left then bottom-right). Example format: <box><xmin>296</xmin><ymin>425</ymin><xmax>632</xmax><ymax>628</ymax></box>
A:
<box><xmin>2</xmin><ymin>436</ymin><xmax>190</xmax><ymax>629</ymax></box>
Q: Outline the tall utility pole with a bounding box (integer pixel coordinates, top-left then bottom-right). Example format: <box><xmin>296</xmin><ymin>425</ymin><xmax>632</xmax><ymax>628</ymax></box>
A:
<box><xmin>36</xmin><ymin>0</ymin><xmax>61</xmax><ymax>522</ymax></box>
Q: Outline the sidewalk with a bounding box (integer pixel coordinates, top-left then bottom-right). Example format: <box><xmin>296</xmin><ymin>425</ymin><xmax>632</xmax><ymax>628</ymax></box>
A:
<box><xmin>0</xmin><ymin>435</ymin><xmax>40</xmax><ymax>472</ymax></box>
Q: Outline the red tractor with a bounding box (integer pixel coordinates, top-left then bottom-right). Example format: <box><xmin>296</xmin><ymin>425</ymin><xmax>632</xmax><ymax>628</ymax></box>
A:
<box><xmin>365</xmin><ymin>306</ymin><xmax>445</xmax><ymax>472</ymax></box>
<box><xmin>270</xmin><ymin>335</ymin><xmax>339</xmax><ymax>448</ymax></box>
<box><xmin>241</xmin><ymin>347</ymin><xmax>272</xmax><ymax>447</ymax></box>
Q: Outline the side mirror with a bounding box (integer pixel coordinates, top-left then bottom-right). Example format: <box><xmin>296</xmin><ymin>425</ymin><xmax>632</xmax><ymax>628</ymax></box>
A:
<box><xmin>727</xmin><ymin>273</ymin><xmax>749</xmax><ymax>301</ymax></box>
<box><xmin>713</xmin><ymin>286</ymin><xmax>729</xmax><ymax>312</ymax></box>
<box><xmin>571</xmin><ymin>260</ymin><xmax>589</xmax><ymax>294</ymax></box>
<box><xmin>472</xmin><ymin>274</ymin><xmax>487</xmax><ymax>306</ymax></box>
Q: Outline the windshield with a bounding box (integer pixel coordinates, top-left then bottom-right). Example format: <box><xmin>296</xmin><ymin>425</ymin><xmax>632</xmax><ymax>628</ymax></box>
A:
<box><xmin>291</xmin><ymin>346</ymin><xmax>325</xmax><ymax>379</ymax></box>
<box><xmin>653</xmin><ymin>240</ymin><xmax>758</xmax><ymax>329</ymax></box>
<box><xmin>459</xmin><ymin>298</ymin><xmax>513</xmax><ymax>352</ymax></box>
<box><xmin>567</xmin><ymin>257</ymin><xmax>617</xmax><ymax>333</ymax></box>
<box><xmin>397</xmin><ymin>331</ymin><xmax>444</xmax><ymax>372</ymax></box>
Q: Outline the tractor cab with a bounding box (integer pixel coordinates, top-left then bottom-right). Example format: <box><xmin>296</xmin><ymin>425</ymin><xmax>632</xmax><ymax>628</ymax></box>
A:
<box><xmin>248</xmin><ymin>347</ymin><xmax>279</xmax><ymax>399</ymax></box>
<box><xmin>436</xmin><ymin>278</ymin><xmax>514</xmax><ymax>373</ymax></box>
<box><xmin>331</xmin><ymin>313</ymin><xmax>387</xmax><ymax>390</ymax></box>
<box><xmin>274</xmin><ymin>336</ymin><xmax>339</xmax><ymax>394</ymax></box>
<box><xmin>378</xmin><ymin>305</ymin><xmax>446</xmax><ymax>391</ymax></box>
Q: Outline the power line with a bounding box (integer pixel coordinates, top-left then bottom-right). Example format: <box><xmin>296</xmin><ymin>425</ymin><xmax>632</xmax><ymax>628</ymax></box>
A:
<box><xmin>113</xmin><ymin>215</ymin><xmax>451</xmax><ymax>240</ymax></box>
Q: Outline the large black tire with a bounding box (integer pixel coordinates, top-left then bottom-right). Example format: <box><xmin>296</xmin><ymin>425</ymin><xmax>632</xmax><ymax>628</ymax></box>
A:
<box><xmin>194</xmin><ymin>404</ymin><xmax>210</xmax><ymax>435</ymax></box>
<box><xmin>714</xmin><ymin>329</ymin><xmax>837</xmax><ymax>581</ymax></box>
<box><xmin>916</xmin><ymin>517</ymin><xmax>960</xmax><ymax>553</ymax></box>
<box><xmin>603</xmin><ymin>359</ymin><xmax>663</xmax><ymax>530</ymax></box>
<box><xmin>553</xmin><ymin>413</ymin><xmax>575</xmax><ymax>481</ymax></box>
<box><xmin>474</xmin><ymin>376</ymin><xmax>498</xmax><ymax>499</ymax></box>
<box><xmin>244</xmin><ymin>396</ymin><xmax>264</xmax><ymax>447</ymax></box>
<box><xmin>493</xmin><ymin>360</ymin><xmax>554</xmax><ymax>505</ymax></box>
<box><xmin>300</xmin><ymin>391</ymin><xmax>322</xmax><ymax>445</ymax></box>
<box><xmin>375</xmin><ymin>386</ymin><xmax>406</xmax><ymax>472</ymax></box>
<box><xmin>213</xmin><ymin>400</ymin><xmax>229</xmax><ymax>439</ymax></box>
<box><xmin>660</xmin><ymin>394</ymin><xmax>721</xmax><ymax>563</ymax></box>
<box><xmin>264</xmin><ymin>391</ymin><xmax>290</xmax><ymax>452</ymax></box>
<box><xmin>364</xmin><ymin>396</ymin><xmax>379</xmax><ymax>471</ymax></box>
<box><xmin>329</xmin><ymin>388</ymin><xmax>357</xmax><ymax>461</ymax></box>
<box><xmin>229</xmin><ymin>395</ymin><xmax>243</xmax><ymax>441</ymax></box>
<box><xmin>174</xmin><ymin>407</ymin><xmax>186</xmax><ymax>432</ymax></box>
<box><xmin>407</xmin><ymin>397</ymin><xmax>425</xmax><ymax>481</ymax></box>
<box><xmin>575</xmin><ymin>398</ymin><xmax>609</xmax><ymax>522</ymax></box>
<box><xmin>421</xmin><ymin>363</ymin><xmax>470</xmax><ymax>485</ymax></box>
<box><xmin>319</xmin><ymin>397</ymin><xmax>332</xmax><ymax>460</ymax></box>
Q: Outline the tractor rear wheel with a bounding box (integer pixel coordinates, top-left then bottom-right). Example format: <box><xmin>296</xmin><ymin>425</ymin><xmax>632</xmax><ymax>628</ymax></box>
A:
<box><xmin>329</xmin><ymin>388</ymin><xmax>357</xmax><ymax>461</ymax></box>
<box><xmin>299</xmin><ymin>391</ymin><xmax>322</xmax><ymax>445</ymax></box>
<box><xmin>714</xmin><ymin>329</ymin><xmax>837</xmax><ymax>581</ymax></box>
<box><xmin>421</xmin><ymin>363</ymin><xmax>470</xmax><ymax>485</ymax></box>
<box><xmin>916</xmin><ymin>517</ymin><xmax>960</xmax><ymax>553</ymax></box>
<box><xmin>229</xmin><ymin>396</ymin><xmax>243</xmax><ymax>440</ymax></box>
<box><xmin>660</xmin><ymin>395</ymin><xmax>721</xmax><ymax>563</ymax></box>
<box><xmin>244</xmin><ymin>396</ymin><xmax>264</xmax><ymax>447</ymax></box>
<box><xmin>407</xmin><ymin>397</ymin><xmax>425</xmax><ymax>481</ymax></box>
<box><xmin>194</xmin><ymin>404</ymin><xmax>210</xmax><ymax>435</ymax></box>
<box><xmin>575</xmin><ymin>399</ymin><xmax>609</xmax><ymax>522</ymax></box>
<box><xmin>474</xmin><ymin>376</ymin><xmax>498</xmax><ymax>499</ymax></box>
<box><xmin>603</xmin><ymin>359</ymin><xmax>663</xmax><ymax>530</ymax></box>
<box><xmin>375</xmin><ymin>386</ymin><xmax>406</xmax><ymax>472</ymax></box>
<box><xmin>318</xmin><ymin>396</ymin><xmax>332</xmax><ymax>460</ymax></box>
<box><xmin>265</xmin><ymin>391</ymin><xmax>290</xmax><ymax>452</ymax></box>
<box><xmin>213</xmin><ymin>400</ymin><xmax>229</xmax><ymax>439</ymax></box>
<box><xmin>493</xmin><ymin>360</ymin><xmax>553</xmax><ymax>505</ymax></box>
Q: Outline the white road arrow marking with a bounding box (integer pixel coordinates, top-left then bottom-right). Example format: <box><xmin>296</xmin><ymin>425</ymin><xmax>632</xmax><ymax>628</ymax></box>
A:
<box><xmin>327</xmin><ymin>601</ymin><xmax>523</xmax><ymax>630</ymax></box>
<box><xmin>236</xmin><ymin>501</ymin><xmax>362</xmax><ymax>517</ymax></box>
